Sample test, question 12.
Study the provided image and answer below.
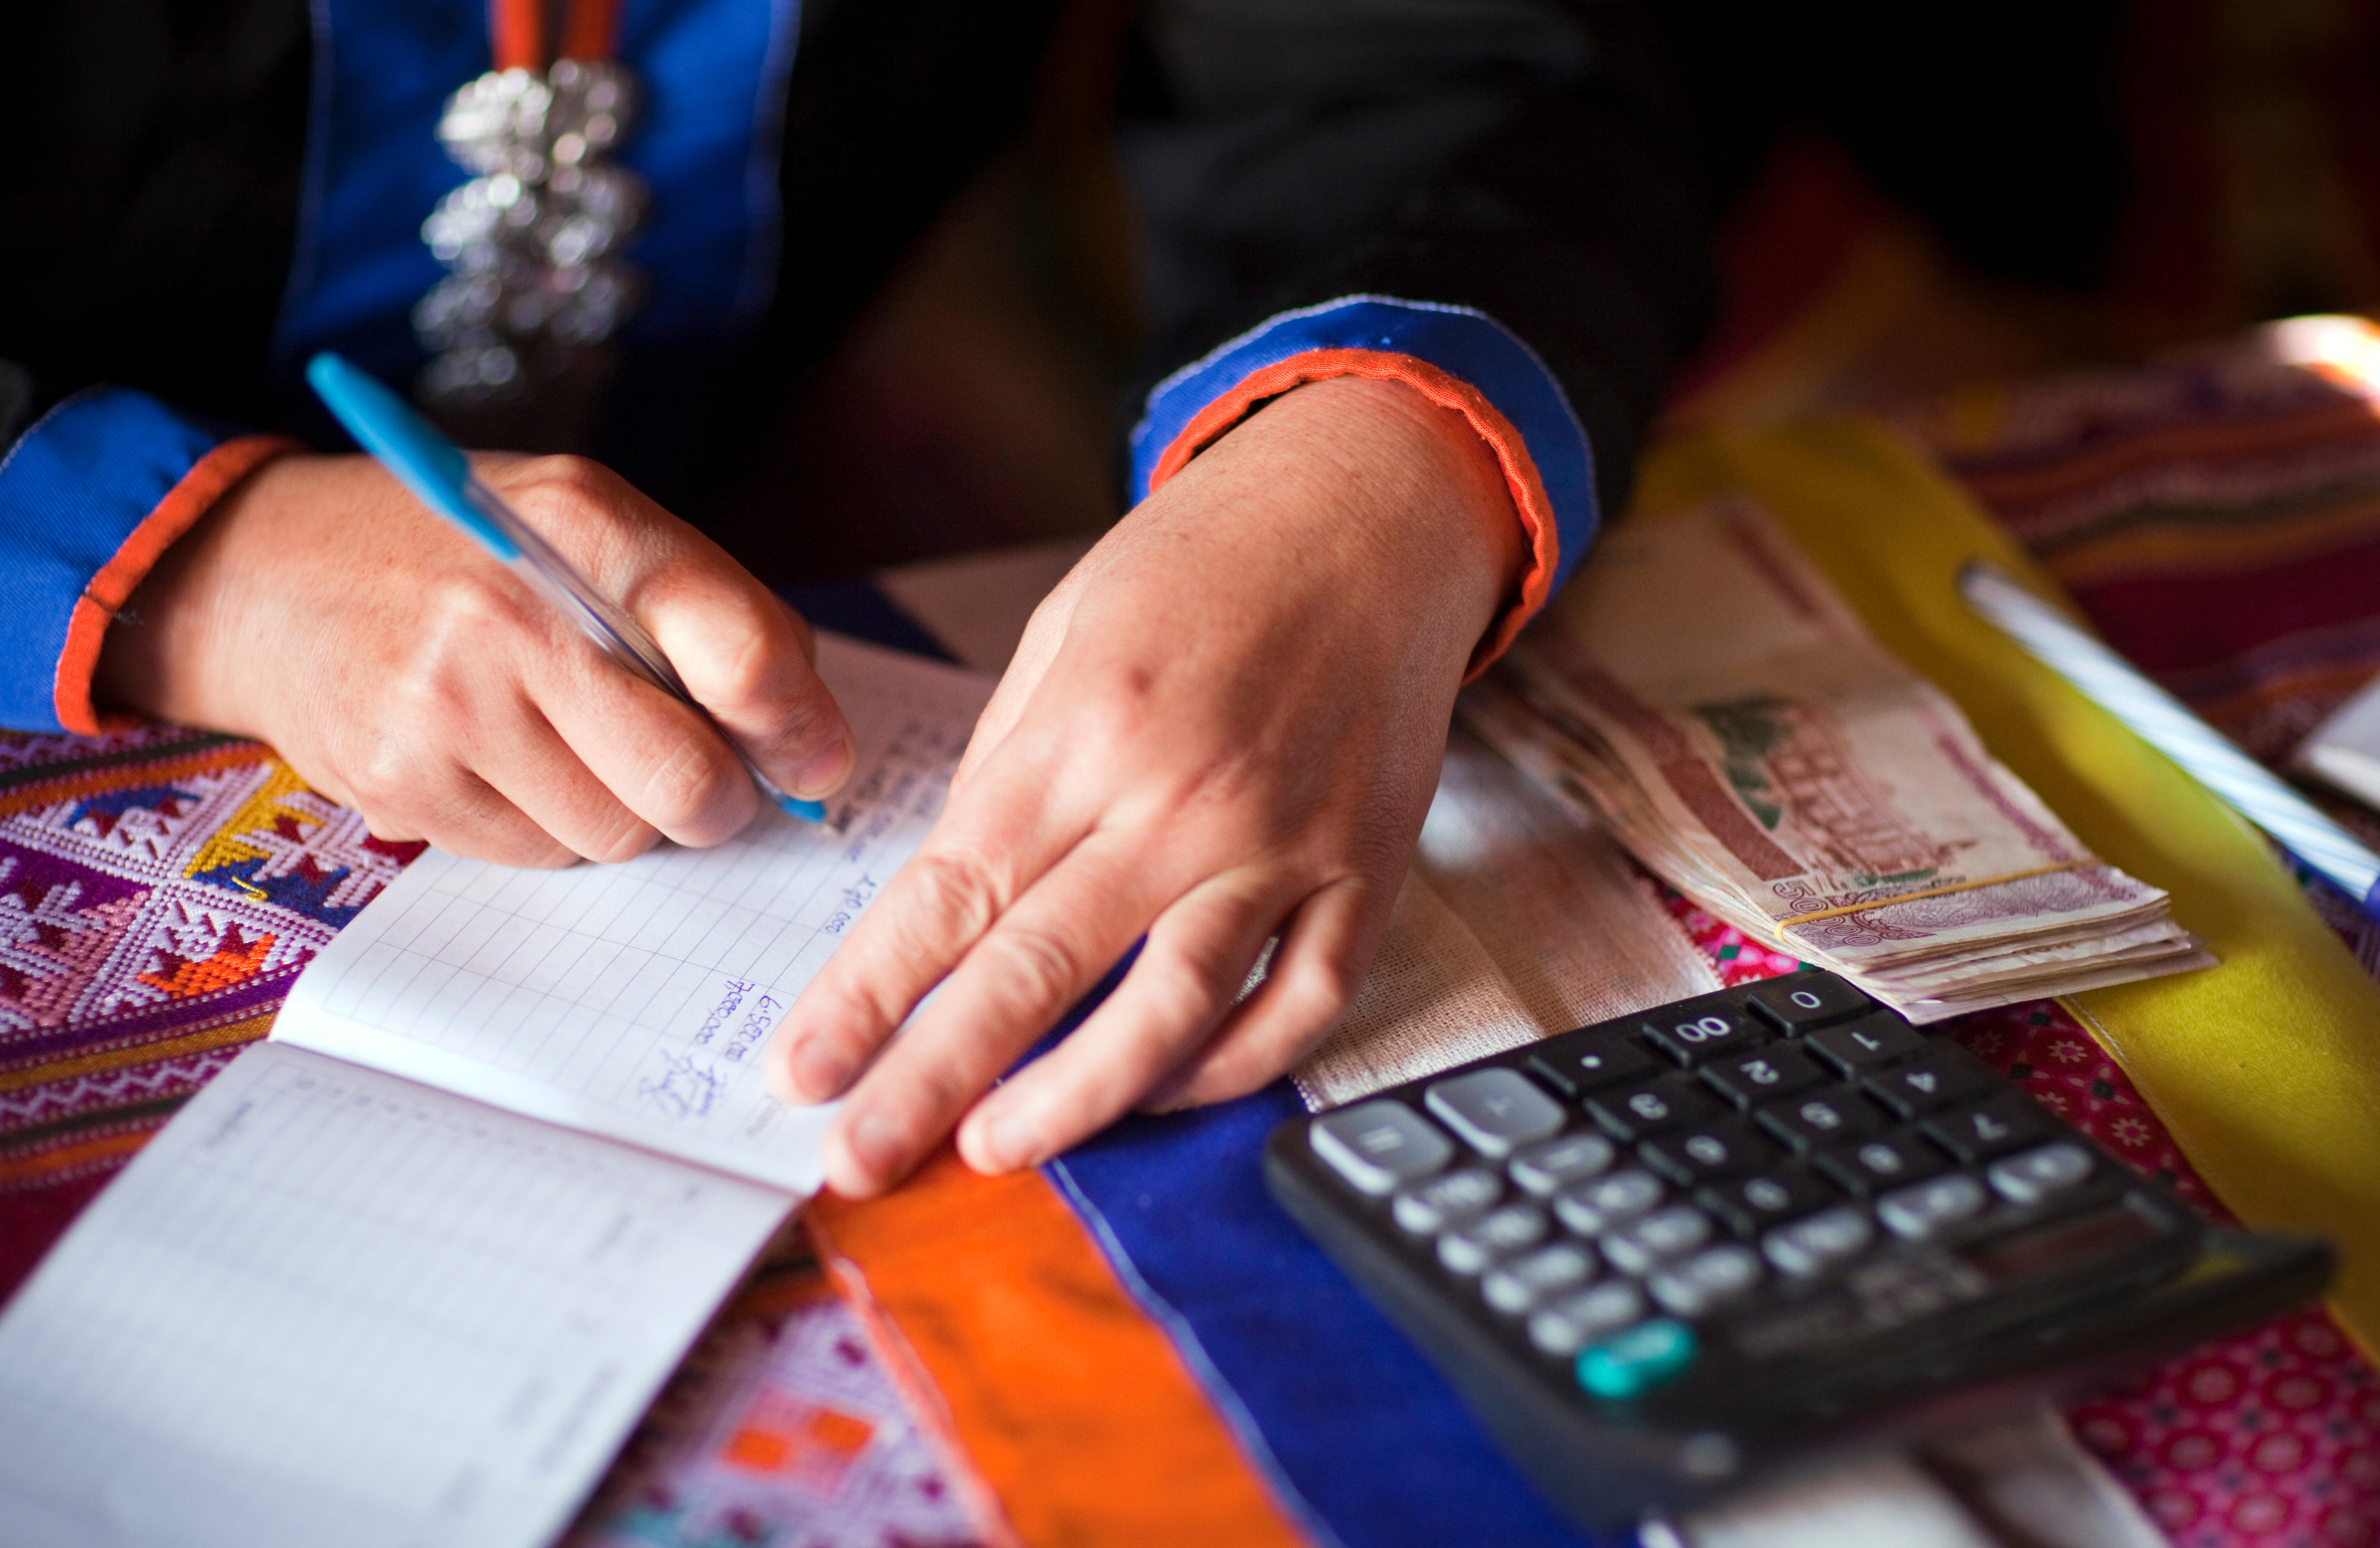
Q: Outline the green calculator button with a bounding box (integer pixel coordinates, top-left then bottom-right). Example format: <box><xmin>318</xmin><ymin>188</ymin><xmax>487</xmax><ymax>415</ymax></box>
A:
<box><xmin>1576</xmin><ymin>1319</ymin><xmax>1698</xmax><ymax>1399</ymax></box>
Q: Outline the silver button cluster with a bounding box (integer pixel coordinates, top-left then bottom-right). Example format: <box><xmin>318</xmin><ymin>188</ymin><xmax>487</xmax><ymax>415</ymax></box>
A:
<box><xmin>415</xmin><ymin>60</ymin><xmax>649</xmax><ymax>421</ymax></box>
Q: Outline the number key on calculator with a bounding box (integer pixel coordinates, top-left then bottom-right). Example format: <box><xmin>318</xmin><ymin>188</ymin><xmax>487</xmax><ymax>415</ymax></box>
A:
<box><xmin>1262</xmin><ymin>970</ymin><xmax>2333</xmax><ymax>1532</ymax></box>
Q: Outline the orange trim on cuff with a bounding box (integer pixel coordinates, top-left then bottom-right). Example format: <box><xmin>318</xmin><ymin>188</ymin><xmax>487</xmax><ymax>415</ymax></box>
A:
<box><xmin>53</xmin><ymin>434</ymin><xmax>300</xmax><ymax>736</ymax></box>
<box><xmin>1145</xmin><ymin>347</ymin><xmax>1560</xmax><ymax>676</ymax></box>
<box><xmin>807</xmin><ymin>1147</ymin><xmax>1311</xmax><ymax>1548</ymax></box>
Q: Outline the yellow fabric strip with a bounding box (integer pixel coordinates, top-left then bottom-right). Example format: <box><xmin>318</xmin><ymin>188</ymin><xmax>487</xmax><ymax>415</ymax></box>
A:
<box><xmin>0</xmin><ymin>1011</ymin><xmax>275</xmax><ymax>1095</ymax></box>
<box><xmin>1633</xmin><ymin>418</ymin><xmax>2380</xmax><ymax>1361</ymax></box>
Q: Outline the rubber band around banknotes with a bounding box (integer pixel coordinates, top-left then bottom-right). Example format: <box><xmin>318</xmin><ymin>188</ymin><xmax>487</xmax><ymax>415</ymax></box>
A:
<box><xmin>1772</xmin><ymin>858</ymin><xmax>2104</xmax><ymax>938</ymax></box>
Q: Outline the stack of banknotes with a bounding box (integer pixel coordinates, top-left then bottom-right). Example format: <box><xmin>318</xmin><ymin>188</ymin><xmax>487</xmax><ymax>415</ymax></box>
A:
<box><xmin>1461</xmin><ymin>498</ymin><xmax>2211</xmax><ymax>1023</ymax></box>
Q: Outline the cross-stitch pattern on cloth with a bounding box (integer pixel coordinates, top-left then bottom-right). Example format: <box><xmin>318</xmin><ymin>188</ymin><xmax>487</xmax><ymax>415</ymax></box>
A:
<box><xmin>0</xmin><ymin>725</ymin><xmax>994</xmax><ymax>1548</ymax></box>
<box><xmin>0</xmin><ymin>728</ymin><xmax>422</xmax><ymax>1292</ymax></box>
<box><xmin>566</xmin><ymin>1243</ymin><xmax>987</xmax><ymax>1548</ymax></box>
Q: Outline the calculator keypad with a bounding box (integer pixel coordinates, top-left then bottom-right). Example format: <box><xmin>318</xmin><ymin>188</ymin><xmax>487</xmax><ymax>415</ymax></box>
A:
<box><xmin>1294</xmin><ymin>969</ymin><xmax>2198</xmax><ymax>1408</ymax></box>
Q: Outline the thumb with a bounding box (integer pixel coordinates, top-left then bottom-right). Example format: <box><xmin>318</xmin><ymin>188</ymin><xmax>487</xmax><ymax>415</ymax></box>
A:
<box><xmin>645</xmin><ymin>578</ymin><xmax>854</xmax><ymax>801</ymax></box>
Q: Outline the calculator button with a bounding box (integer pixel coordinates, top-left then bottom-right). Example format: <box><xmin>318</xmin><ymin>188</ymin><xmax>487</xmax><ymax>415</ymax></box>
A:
<box><xmin>1701</xmin><ymin>1044</ymin><xmax>1826</xmax><ymax>1110</ymax></box>
<box><xmin>1814</xmin><ymin>1130</ymin><xmax>1947</xmax><ymax>1196</ymax></box>
<box><xmin>1746</xmin><ymin>973</ymin><xmax>1871</xmax><ymax>1033</ymax></box>
<box><xmin>1640</xmin><ymin>1120</ymin><xmax>1775</xmax><ymax>1187</ymax></box>
<box><xmin>1762</xmin><ymin>1206</ymin><xmax>1875</xmax><ymax>1277</ymax></box>
<box><xmin>1552</xmin><ymin>1170</ymin><xmax>1665</xmax><ymax>1236</ymax></box>
<box><xmin>1805</xmin><ymin>1013</ymin><xmax>1928</xmax><ymax>1075</ymax></box>
<box><xmin>1844</xmin><ymin>1251</ymin><xmax>1990</xmax><ymax>1327</ymax></box>
<box><xmin>1861</xmin><ymin>1049</ymin><xmax>1993</xmax><ymax>1118</ymax></box>
<box><xmin>1585</xmin><ymin>1077</ymin><xmax>1724</xmax><ymax>1142</ymax></box>
<box><xmin>1649</xmin><ymin>1245</ymin><xmax>1762</xmax><ymax>1318</ymax></box>
<box><xmin>1509</xmin><ymin>1132</ymin><xmax>1617</xmax><ymax>1196</ymax></box>
<box><xmin>1640</xmin><ymin>1003</ymin><xmax>1767</xmax><ymax>1067</ymax></box>
<box><xmin>1438</xmin><ymin>1203</ymin><xmax>1549</xmax><ymax>1274</ymax></box>
<box><xmin>1483</xmin><ymin>1241</ymin><xmax>1597</xmax><ymax>1314</ymax></box>
<box><xmin>1529</xmin><ymin>1280</ymin><xmax>1646</xmax><ymax>1357</ymax></box>
<box><xmin>1528</xmin><ymin>1030</ymin><xmax>1659</xmax><ymax>1097</ymax></box>
<box><xmin>1986</xmin><ymin>1141</ymin><xmax>2096</xmax><ymax>1205</ymax></box>
<box><xmin>1696</xmin><ymin>1168</ymin><xmax>1839</xmax><ymax>1236</ymax></box>
<box><xmin>1755</xmin><ymin>1088</ymin><xmax>1884</xmax><ymax>1152</ymax></box>
<box><xmin>1310</xmin><ymin>1101</ymin><xmax>1453</xmax><ymax>1195</ymax></box>
<box><xmin>1424</xmin><ymin>1067</ymin><xmax>1567</xmax><ymax>1159</ymax></box>
<box><xmin>1577</xmin><ymin>1318</ymin><xmax>1698</xmax><ymax>1399</ymax></box>
<box><xmin>1877</xmin><ymin>1173</ymin><xmax>1989</xmax><ymax>1240</ymax></box>
<box><xmin>1391</xmin><ymin>1167</ymin><xmax>1502</xmax><ymax>1235</ymax></box>
<box><xmin>1601</xmin><ymin>1204</ymin><xmax>1713</xmax><ymax>1274</ymax></box>
<box><xmin>1922</xmin><ymin>1095</ymin><xmax>2055</xmax><ymax>1164</ymax></box>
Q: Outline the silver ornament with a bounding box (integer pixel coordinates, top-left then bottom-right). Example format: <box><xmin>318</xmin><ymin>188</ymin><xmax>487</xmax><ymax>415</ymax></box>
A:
<box><xmin>414</xmin><ymin>59</ymin><xmax>647</xmax><ymax>424</ymax></box>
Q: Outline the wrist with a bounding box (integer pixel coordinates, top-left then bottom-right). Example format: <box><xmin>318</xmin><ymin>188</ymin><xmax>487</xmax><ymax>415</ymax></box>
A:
<box><xmin>93</xmin><ymin>450</ymin><xmax>309</xmax><ymax>732</ymax></box>
<box><xmin>1194</xmin><ymin>374</ymin><xmax>1524</xmax><ymax>665</ymax></box>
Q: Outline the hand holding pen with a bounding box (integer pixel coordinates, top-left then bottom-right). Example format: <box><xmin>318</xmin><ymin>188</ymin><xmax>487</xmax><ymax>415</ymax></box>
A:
<box><xmin>307</xmin><ymin>353</ymin><xmax>832</xmax><ymax>824</ymax></box>
<box><xmin>94</xmin><ymin>355</ymin><xmax>852</xmax><ymax>867</ymax></box>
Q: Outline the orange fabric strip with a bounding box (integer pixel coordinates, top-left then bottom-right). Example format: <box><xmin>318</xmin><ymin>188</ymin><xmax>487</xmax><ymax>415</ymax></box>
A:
<box><xmin>0</xmin><ymin>741</ymin><xmax>273</xmax><ymax>822</ymax></box>
<box><xmin>0</xmin><ymin>1127</ymin><xmax>155</xmax><ymax>1189</ymax></box>
<box><xmin>52</xmin><ymin>434</ymin><xmax>299</xmax><ymax>737</ymax></box>
<box><xmin>559</xmin><ymin>0</ymin><xmax>624</xmax><ymax>64</ymax></box>
<box><xmin>493</xmin><ymin>0</ymin><xmax>545</xmax><ymax>70</ymax></box>
<box><xmin>807</xmin><ymin>1146</ymin><xmax>1311</xmax><ymax>1548</ymax></box>
<box><xmin>0</xmin><ymin>1013</ymin><xmax>275</xmax><ymax>1096</ymax></box>
<box><xmin>1143</xmin><ymin>347</ymin><xmax>1561</xmax><ymax>676</ymax></box>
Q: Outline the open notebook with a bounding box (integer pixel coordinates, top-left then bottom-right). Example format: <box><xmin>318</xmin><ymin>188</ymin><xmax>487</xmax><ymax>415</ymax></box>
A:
<box><xmin>0</xmin><ymin>634</ymin><xmax>994</xmax><ymax>1548</ymax></box>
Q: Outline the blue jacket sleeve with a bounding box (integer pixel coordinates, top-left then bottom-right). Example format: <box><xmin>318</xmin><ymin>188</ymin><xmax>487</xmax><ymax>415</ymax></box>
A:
<box><xmin>1121</xmin><ymin>0</ymin><xmax>1713</xmax><ymax>610</ymax></box>
<box><xmin>0</xmin><ymin>384</ymin><xmax>287</xmax><ymax>734</ymax></box>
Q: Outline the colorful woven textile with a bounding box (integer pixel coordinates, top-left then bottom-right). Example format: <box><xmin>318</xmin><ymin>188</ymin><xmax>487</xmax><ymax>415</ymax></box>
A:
<box><xmin>10</xmin><ymin>333</ymin><xmax>2380</xmax><ymax>1543</ymax></box>
<box><xmin>1896</xmin><ymin>319</ymin><xmax>2380</xmax><ymax>980</ymax></box>
<box><xmin>0</xmin><ymin>723</ymin><xmax>418</xmax><ymax>1295</ymax></box>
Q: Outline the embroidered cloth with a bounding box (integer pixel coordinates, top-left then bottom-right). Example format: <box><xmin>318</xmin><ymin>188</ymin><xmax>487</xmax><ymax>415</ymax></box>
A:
<box><xmin>9</xmin><ymin>325</ymin><xmax>2380</xmax><ymax>1543</ymax></box>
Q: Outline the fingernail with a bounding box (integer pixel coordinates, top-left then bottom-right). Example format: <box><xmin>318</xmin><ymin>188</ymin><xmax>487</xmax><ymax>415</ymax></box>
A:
<box><xmin>979</xmin><ymin>1111</ymin><xmax>1043</xmax><ymax>1172</ymax></box>
<box><xmin>787</xmin><ymin>1039</ymin><xmax>853</xmax><ymax>1103</ymax></box>
<box><xmin>790</xmin><ymin>731</ymin><xmax>853</xmax><ymax>799</ymax></box>
<box><xmin>844</xmin><ymin>1112</ymin><xmax>903</xmax><ymax>1183</ymax></box>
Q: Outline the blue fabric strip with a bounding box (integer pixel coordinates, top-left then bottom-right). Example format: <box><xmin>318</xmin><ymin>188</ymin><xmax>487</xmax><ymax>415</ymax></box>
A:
<box><xmin>0</xmin><ymin>391</ymin><xmax>230</xmax><ymax>732</ymax></box>
<box><xmin>1046</xmin><ymin>1089</ymin><xmax>1624</xmax><ymax>1548</ymax></box>
<box><xmin>777</xmin><ymin>581</ymin><xmax>952</xmax><ymax>666</ymax></box>
<box><xmin>1128</xmin><ymin>295</ymin><xmax>1601</xmax><ymax>593</ymax></box>
<box><xmin>809</xmin><ymin>584</ymin><xmax>1624</xmax><ymax>1546</ymax></box>
<box><xmin>274</xmin><ymin>0</ymin><xmax>793</xmax><ymax>391</ymax></box>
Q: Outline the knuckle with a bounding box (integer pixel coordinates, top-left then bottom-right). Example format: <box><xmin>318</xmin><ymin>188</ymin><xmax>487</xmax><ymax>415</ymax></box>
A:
<box><xmin>1279</xmin><ymin>954</ymin><xmax>1356</xmax><ymax>1030</ymax></box>
<box><xmin>422</xmin><ymin>569</ymin><xmax>514</xmax><ymax>635</ymax></box>
<box><xmin>709</xmin><ymin>625</ymin><xmax>779</xmax><ymax>707</ymax></box>
<box><xmin>345</xmin><ymin>742</ymin><xmax>421</xmax><ymax>817</ymax></box>
<box><xmin>635</xmin><ymin>729</ymin><xmax>738</xmax><ymax>833</ymax></box>
<box><xmin>579</xmin><ymin>814</ymin><xmax>660</xmax><ymax>865</ymax></box>
<box><xmin>907</xmin><ymin>1056</ymin><xmax>988</xmax><ymax>1123</ymax></box>
<box><xmin>503</xmin><ymin>457</ymin><xmax>630</xmax><ymax>550</ymax></box>
<box><xmin>516</xmin><ymin>453</ymin><xmax>612</xmax><ymax>506</ymax></box>
<box><xmin>1197</xmin><ymin>1048</ymin><xmax>1285</xmax><ymax>1105</ymax></box>
<box><xmin>904</xmin><ymin>851</ymin><xmax>1006</xmax><ymax>946</ymax></box>
<box><xmin>1144</xmin><ymin>942</ymin><xmax>1235</xmax><ymax>1013</ymax></box>
<box><xmin>1076</xmin><ymin>673</ymin><xmax>1160</xmax><ymax>753</ymax></box>
<box><xmin>978</xmin><ymin>923</ymin><xmax>1082</xmax><ymax>1015</ymax></box>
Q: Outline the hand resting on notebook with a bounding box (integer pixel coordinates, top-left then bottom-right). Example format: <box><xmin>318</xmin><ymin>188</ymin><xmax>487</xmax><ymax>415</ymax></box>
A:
<box><xmin>95</xmin><ymin>452</ymin><xmax>855</xmax><ymax>866</ymax></box>
<box><xmin>766</xmin><ymin>375</ymin><xmax>1523</xmax><ymax>1196</ymax></box>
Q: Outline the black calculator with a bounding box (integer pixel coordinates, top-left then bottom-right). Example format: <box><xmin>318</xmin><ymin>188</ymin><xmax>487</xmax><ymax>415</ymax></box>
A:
<box><xmin>1263</xmin><ymin>969</ymin><xmax>2332</xmax><ymax>1532</ymax></box>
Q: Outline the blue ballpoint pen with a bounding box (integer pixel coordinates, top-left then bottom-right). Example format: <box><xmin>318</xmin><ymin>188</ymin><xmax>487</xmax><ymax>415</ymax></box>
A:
<box><xmin>1963</xmin><ymin>561</ymin><xmax>2380</xmax><ymax>926</ymax></box>
<box><xmin>306</xmin><ymin>351</ymin><xmax>827</xmax><ymax>823</ymax></box>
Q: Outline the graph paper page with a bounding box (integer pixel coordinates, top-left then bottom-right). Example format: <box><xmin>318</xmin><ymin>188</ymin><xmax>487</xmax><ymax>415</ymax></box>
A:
<box><xmin>0</xmin><ymin>1042</ymin><xmax>791</xmax><ymax>1548</ymax></box>
<box><xmin>271</xmin><ymin>634</ymin><xmax>994</xmax><ymax>1192</ymax></box>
